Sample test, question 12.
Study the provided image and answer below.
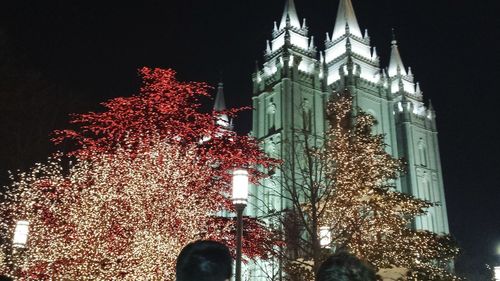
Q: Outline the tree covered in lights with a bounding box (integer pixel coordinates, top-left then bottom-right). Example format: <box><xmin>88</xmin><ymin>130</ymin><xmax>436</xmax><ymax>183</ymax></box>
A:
<box><xmin>0</xmin><ymin>68</ymin><xmax>277</xmax><ymax>280</ymax></box>
<box><xmin>319</xmin><ymin>92</ymin><xmax>459</xmax><ymax>280</ymax></box>
<box><xmin>276</xmin><ymin>92</ymin><xmax>459</xmax><ymax>280</ymax></box>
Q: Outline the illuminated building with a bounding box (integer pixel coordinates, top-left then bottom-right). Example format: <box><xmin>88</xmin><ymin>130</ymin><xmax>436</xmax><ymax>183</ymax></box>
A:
<box><xmin>247</xmin><ymin>0</ymin><xmax>450</xmax><ymax>279</ymax></box>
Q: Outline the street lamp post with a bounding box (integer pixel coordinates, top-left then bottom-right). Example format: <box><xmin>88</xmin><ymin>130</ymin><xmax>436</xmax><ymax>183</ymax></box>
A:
<box><xmin>12</xmin><ymin>220</ymin><xmax>29</xmax><ymax>277</ymax></box>
<box><xmin>13</xmin><ymin>220</ymin><xmax>29</xmax><ymax>248</ymax></box>
<box><xmin>232</xmin><ymin>169</ymin><xmax>248</xmax><ymax>281</ymax></box>
<box><xmin>494</xmin><ymin>266</ymin><xmax>500</xmax><ymax>281</ymax></box>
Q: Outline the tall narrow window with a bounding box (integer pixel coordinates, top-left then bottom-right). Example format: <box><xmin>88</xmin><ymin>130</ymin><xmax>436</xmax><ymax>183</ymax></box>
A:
<box><xmin>302</xmin><ymin>98</ymin><xmax>312</xmax><ymax>131</ymax></box>
<box><xmin>418</xmin><ymin>138</ymin><xmax>427</xmax><ymax>166</ymax></box>
<box><xmin>267</xmin><ymin>99</ymin><xmax>277</xmax><ymax>133</ymax></box>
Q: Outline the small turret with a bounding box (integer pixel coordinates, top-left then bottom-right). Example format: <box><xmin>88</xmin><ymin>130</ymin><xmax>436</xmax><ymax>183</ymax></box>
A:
<box><xmin>427</xmin><ymin>99</ymin><xmax>436</xmax><ymax>119</ymax></box>
<box><xmin>266</xmin><ymin>40</ymin><xmax>271</xmax><ymax>54</ymax></box>
<box><xmin>372</xmin><ymin>46</ymin><xmax>378</xmax><ymax>60</ymax></box>
<box><xmin>416</xmin><ymin>82</ymin><xmax>422</xmax><ymax>95</ymax></box>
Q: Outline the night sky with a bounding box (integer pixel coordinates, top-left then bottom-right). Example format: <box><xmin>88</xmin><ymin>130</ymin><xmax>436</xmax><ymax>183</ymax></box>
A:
<box><xmin>0</xmin><ymin>0</ymin><xmax>499</xmax><ymax>279</ymax></box>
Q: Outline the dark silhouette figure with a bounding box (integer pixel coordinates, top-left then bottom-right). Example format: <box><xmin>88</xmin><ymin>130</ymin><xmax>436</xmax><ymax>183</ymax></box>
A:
<box><xmin>316</xmin><ymin>252</ymin><xmax>377</xmax><ymax>281</ymax></box>
<box><xmin>176</xmin><ymin>240</ymin><xmax>232</xmax><ymax>281</ymax></box>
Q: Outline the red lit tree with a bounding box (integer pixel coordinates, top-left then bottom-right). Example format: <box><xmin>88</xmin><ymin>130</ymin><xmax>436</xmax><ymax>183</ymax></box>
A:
<box><xmin>0</xmin><ymin>68</ymin><xmax>277</xmax><ymax>279</ymax></box>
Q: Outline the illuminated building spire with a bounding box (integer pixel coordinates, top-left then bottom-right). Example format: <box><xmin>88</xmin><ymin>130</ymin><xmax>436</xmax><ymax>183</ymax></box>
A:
<box><xmin>332</xmin><ymin>0</ymin><xmax>363</xmax><ymax>40</ymax></box>
<box><xmin>324</xmin><ymin>0</ymin><xmax>378</xmax><ymax>85</ymax></box>
<box><xmin>214</xmin><ymin>82</ymin><xmax>226</xmax><ymax>112</ymax></box>
<box><xmin>214</xmin><ymin>82</ymin><xmax>231</xmax><ymax>129</ymax></box>
<box><xmin>279</xmin><ymin>0</ymin><xmax>301</xmax><ymax>30</ymax></box>
<box><xmin>256</xmin><ymin>0</ymin><xmax>316</xmax><ymax>82</ymax></box>
<box><xmin>388</xmin><ymin>30</ymin><xmax>407</xmax><ymax>77</ymax></box>
<box><xmin>386</xmin><ymin>30</ymin><xmax>423</xmax><ymax>98</ymax></box>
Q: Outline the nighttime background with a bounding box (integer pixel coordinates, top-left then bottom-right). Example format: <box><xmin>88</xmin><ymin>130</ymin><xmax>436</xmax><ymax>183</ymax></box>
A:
<box><xmin>0</xmin><ymin>0</ymin><xmax>498</xmax><ymax>279</ymax></box>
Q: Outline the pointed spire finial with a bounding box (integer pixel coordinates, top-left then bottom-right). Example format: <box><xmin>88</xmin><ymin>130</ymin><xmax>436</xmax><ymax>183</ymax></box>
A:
<box><xmin>309</xmin><ymin>36</ymin><xmax>314</xmax><ymax>50</ymax></box>
<box><xmin>332</xmin><ymin>0</ymin><xmax>363</xmax><ymax>40</ymax></box>
<box><xmin>279</xmin><ymin>0</ymin><xmax>301</xmax><ymax>30</ymax></box>
<box><xmin>388</xmin><ymin>29</ymin><xmax>407</xmax><ymax>77</ymax></box>
<box><xmin>391</xmin><ymin>28</ymin><xmax>397</xmax><ymax>45</ymax></box>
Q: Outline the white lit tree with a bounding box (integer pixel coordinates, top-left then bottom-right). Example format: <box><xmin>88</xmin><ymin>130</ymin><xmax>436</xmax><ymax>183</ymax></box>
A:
<box><xmin>276</xmin><ymin>91</ymin><xmax>459</xmax><ymax>281</ymax></box>
<box><xmin>320</xmin><ymin>91</ymin><xmax>459</xmax><ymax>280</ymax></box>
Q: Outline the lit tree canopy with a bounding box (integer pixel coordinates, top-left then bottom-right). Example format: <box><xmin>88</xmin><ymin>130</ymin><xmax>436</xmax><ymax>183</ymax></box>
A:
<box><xmin>276</xmin><ymin>91</ymin><xmax>459</xmax><ymax>281</ymax></box>
<box><xmin>0</xmin><ymin>68</ymin><xmax>278</xmax><ymax>279</ymax></box>
<box><xmin>321</xmin><ymin>92</ymin><xmax>459</xmax><ymax>280</ymax></box>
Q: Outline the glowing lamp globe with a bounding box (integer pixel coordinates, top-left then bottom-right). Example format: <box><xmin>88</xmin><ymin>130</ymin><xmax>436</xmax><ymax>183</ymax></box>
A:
<box><xmin>494</xmin><ymin>266</ymin><xmax>500</xmax><ymax>281</ymax></box>
<box><xmin>232</xmin><ymin>169</ymin><xmax>249</xmax><ymax>206</ymax></box>
<box><xmin>13</xmin><ymin>220</ymin><xmax>29</xmax><ymax>248</ymax></box>
<box><xmin>319</xmin><ymin>226</ymin><xmax>331</xmax><ymax>248</ymax></box>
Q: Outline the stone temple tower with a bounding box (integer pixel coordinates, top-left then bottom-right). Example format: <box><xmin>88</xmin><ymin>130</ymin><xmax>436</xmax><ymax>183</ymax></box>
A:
<box><xmin>247</xmin><ymin>0</ymin><xmax>450</xmax><ymax>279</ymax></box>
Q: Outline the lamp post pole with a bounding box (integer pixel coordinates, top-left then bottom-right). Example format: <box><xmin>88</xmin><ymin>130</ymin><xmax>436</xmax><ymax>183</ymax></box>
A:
<box><xmin>235</xmin><ymin>203</ymin><xmax>245</xmax><ymax>281</ymax></box>
<box><xmin>232</xmin><ymin>169</ymin><xmax>248</xmax><ymax>281</ymax></box>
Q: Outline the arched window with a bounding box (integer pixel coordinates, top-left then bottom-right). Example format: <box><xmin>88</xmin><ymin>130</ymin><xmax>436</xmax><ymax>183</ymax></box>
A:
<box><xmin>267</xmin><ymin>99</ymin><xmax>277</xmax><ymax>133</ymax></box>
<box><xmin>302</xmin><ymin>98</ymin><xmax>312</xmax><ymax>131</ymax></box>
<box><xmin>418</xmin><ymin>138</ymin><xmax>427</xmax><ymax>166</ymax></box>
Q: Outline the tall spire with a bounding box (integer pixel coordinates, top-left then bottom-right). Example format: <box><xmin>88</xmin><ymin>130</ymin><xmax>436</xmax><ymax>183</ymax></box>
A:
<box><xmin>214</xmin><ymin>82</ymin><xmax>226</xmax><ymax>112</ymax></box>
<box><xmin>388</xmin><ymin>30</ymin><xmax>407</xmax><ymax>77</ymax></box>
<box><xmin>279</xmin><ymin>0</ymin><xmax>301</xmax><ymax>30</ymax></box>
<box><xmin>214</xmin><ymin>82</ymin><xmax>232</xmax><ymax>129</ymax></box>
<box><xmin>332</xmin><ymin>0</ymin><xmax>362</xmax><ymax>40</ymax></box>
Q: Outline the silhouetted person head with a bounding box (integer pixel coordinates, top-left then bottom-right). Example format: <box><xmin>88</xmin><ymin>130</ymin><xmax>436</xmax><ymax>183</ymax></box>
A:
<box><xmin>176</xmin><ymin>240</ymin><xmax>232</xmax><ymax>281</ymax></box>
<box><xmin>316</xmin><ymin>252</ymin><xmax>377</xmax><ymax>281</ymax></box>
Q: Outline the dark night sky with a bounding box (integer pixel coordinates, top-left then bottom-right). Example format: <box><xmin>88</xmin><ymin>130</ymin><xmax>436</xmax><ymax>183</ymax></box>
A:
<box><xmin>0</xmin><ymin>0</ymin><xmax>499</xmax><ymax>279</ymax></box>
